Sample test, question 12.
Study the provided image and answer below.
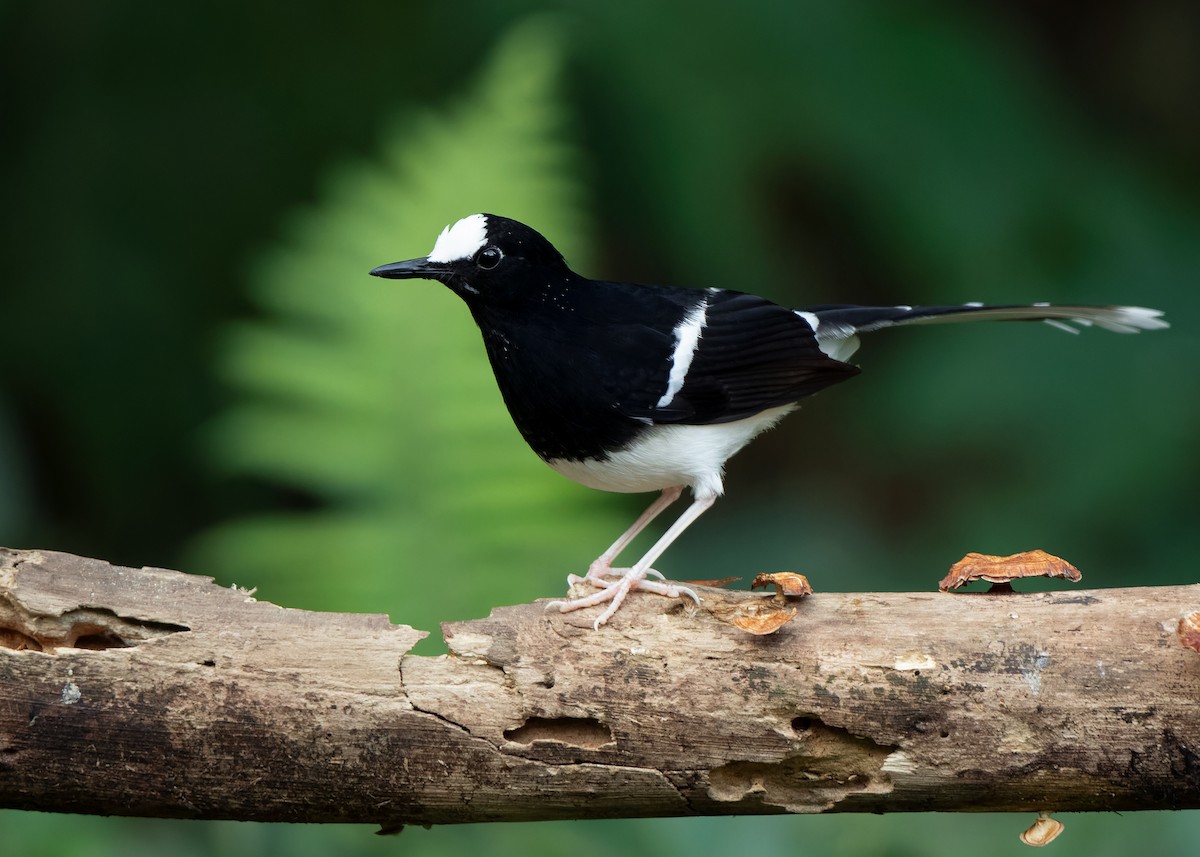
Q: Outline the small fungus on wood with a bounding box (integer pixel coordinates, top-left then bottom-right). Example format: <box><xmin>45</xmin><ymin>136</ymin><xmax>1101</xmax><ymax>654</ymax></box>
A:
<box><xmin>750</xmin><ymin>572</ymin><xmax>813</xmax><ymax>600</ymax></box>
<box><xmin>939</xmin><ymin>550</ymin><xmax>1081</xmax><ymax>593</ymax></box>
<box><xmin>1019</xmin><ymin>813</ymin><xmax>1064</xmax><ymax>847</ymax></box>
<box><xmin>1178</xmin><ymin>611</ymin><xmax>1200</xmax><ymax>654</ymax></box>
<box><xmin>701</xmin><ymin>574</ymin><xmax>813</xmax><ymax>636</ymax></box>
<box><xmin>712</xmin><ymin>573</ymin><xmax>812</xmax><ymax>635</ymax></box>
<box><xmin>726</xmin><ymin>604</ymin><xmax>797</xmax><ymax>635</ymax></box>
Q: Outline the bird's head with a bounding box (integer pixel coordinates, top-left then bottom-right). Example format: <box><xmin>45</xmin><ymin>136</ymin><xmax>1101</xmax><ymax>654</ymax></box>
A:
<box><xmin>369</xmin><ymin>214</ymin><xmax>571</xmax><ymax>305</ymax></box>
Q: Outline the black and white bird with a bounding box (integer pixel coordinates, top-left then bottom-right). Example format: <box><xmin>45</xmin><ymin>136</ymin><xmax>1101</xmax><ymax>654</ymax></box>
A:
<box><xmin>371</xmin><ymin>214</ymin><xmax>1167</xmax><ymax>628</ymax></box>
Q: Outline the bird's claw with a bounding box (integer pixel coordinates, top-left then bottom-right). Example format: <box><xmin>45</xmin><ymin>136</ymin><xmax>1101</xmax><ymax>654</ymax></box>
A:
<box><xmin>550</xmin><ymin>570</ymin><xmax>700</xmax><ymax>629</ymax></box>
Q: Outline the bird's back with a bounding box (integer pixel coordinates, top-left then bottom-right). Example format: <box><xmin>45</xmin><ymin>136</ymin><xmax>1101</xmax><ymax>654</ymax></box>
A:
<box><xmin>468</xmin><ymin>279</ymin><xmax>859</xmax><ymax>463</ymax></box>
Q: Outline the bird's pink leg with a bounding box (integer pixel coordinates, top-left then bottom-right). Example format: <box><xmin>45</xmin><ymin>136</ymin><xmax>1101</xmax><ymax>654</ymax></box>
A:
<box><xmin>550</xmin><ymin>491</ymin><xmax>715</xmax><ymax>630</ymax></box>
<box><xmin>576</xmin><ymin>485</ymin><xmax>684</xmax><ymax>584</ymax></box>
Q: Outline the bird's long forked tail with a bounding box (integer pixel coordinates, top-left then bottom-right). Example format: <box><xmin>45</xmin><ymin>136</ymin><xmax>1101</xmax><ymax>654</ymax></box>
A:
<box><xmin>799</xmin><ymin>303</ymin><xmax>1169</xmax><ymax>362</ymax></box>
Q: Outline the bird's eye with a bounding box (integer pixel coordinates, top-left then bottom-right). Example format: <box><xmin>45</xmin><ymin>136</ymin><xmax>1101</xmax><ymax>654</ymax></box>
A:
<box><xmin>477</xmin><ymin>246</ymin><xmax>503</xmax><ymax>270</ymax></box>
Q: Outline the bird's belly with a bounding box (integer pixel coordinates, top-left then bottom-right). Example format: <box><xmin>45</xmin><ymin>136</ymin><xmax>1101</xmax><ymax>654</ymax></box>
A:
<box><xmin>546</xmin><ymin>405</ymin><xmax>796</xmax><ymax>496</ymax></box>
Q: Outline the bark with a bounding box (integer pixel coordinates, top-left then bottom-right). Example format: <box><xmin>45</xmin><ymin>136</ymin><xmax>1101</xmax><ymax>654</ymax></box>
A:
<box><xmin>0</xmin><ymin>546</ymin><xmax>1197</xmax><ymax>828</ymax></box>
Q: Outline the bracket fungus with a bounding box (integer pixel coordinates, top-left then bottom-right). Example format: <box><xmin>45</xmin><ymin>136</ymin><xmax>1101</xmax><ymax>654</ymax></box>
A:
<box><xmin>750</xmin><ymin>571</ymin><xmax>814</xmax><ymax>600</ymax></box>
<box><xmin>709</xmin><ymin>572</ymin><xmax>813</xmax><ymax>635</ymax></box>
<box><xmin>939</xmin><ymin>550</ymin><xmax>1081</xmax><ymax>593</ymax></box>
<box><xmin>1020</xmin><ymin>813</ymin><xmax>1065</xmax><ymax>847</ymax></box>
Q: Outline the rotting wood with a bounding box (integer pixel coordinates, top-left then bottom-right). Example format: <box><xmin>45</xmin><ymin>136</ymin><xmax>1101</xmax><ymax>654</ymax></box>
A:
<box><xmin>1</xmin><ymin>546</ymin><xmax>1198</xmax><ymax>827</ymax></box>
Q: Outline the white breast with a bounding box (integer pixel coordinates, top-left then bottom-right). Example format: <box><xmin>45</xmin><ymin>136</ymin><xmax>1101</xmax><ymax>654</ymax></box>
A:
<box><xmin>547</xmin><ymin>405</ymin><xmax>796</xmax><ymax>498</ymax></box>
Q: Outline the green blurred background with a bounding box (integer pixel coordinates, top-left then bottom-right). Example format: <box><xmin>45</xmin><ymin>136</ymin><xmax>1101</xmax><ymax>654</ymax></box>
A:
<box><xmin>2</xmin><ymin>1</ymin><xmax>1197</xmax><ymax>855</ymax></box>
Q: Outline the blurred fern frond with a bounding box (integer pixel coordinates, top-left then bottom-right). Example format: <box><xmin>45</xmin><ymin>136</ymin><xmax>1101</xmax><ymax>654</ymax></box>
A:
<box><xmin>187</xmin><ymin>20</ymin><xmax>626</xmax><ymax>638</ymax></box>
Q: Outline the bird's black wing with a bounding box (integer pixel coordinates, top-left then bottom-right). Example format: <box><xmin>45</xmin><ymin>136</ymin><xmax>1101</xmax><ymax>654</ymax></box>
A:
<box><xmin>622</xmin><ymin>290</ymin><xmax>861</xmax><ymax>426</ymax></box>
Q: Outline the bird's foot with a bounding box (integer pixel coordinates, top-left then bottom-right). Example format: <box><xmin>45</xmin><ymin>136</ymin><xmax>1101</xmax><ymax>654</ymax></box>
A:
<box><xmin>579</xmin><ymin>560</ymin><xmax>665</xmax><ymax>585</ymax></box>
<box><xmin>550</xmin><ymin>569</ymin><xmax>700</xmax><ymax>630</ymax></box>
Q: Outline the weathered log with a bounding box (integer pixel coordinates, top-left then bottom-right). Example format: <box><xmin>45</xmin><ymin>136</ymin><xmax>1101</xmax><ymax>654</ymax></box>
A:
<box><xmin>0</xmin><ymin>546</ymin><xmax>1197</xmax><ymax>827</ymax></box>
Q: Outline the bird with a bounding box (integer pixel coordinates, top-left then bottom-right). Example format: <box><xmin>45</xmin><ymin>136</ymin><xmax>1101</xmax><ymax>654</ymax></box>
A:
<box><xmin>370</xmin><ymin>213</ymin><xmax>1168</xmax><ymax>629</ymax></box>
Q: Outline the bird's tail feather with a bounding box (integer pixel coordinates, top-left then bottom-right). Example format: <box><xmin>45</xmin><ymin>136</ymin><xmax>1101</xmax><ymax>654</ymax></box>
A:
<box><xmin>798</xmin><ymin>303</ymin><xmax>1167</xmax><ymax>362</ymax></box>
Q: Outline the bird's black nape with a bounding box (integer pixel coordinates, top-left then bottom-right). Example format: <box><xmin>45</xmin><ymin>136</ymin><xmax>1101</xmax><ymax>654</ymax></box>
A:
<box><xmin>474</xmin><ymin>213</ymin><xmax>568</xmax><ymax>270</ymax></box>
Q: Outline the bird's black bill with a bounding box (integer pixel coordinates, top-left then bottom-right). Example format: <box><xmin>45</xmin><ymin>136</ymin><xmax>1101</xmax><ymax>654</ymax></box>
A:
<box><xmin>369</xmin><ymin>257</ymin><xmax>446</xmax><ymax>280</ymax></box>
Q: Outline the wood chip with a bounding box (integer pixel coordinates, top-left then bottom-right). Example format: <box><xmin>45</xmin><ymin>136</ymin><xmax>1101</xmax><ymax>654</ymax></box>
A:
<box><xmin>682</xmin><ymin>576</ymin><xmax>741</xmax><ymax>589</ymax></box>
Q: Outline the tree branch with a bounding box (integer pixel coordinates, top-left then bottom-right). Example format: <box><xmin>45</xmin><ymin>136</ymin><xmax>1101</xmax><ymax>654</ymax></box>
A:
<box><xmin>1</xmin><ymin>546</ymin><xmax>1197</xmax><ymax>827</ymax></box>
